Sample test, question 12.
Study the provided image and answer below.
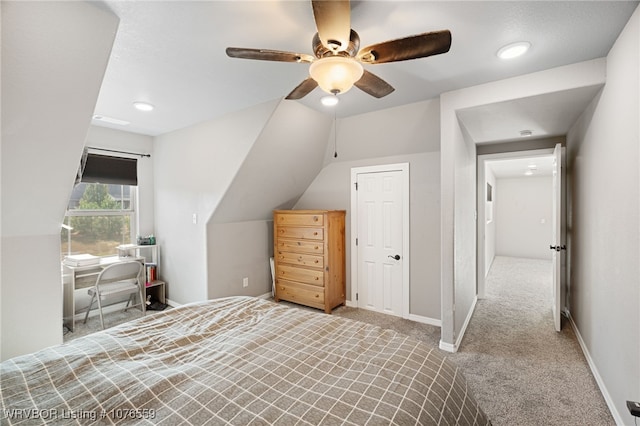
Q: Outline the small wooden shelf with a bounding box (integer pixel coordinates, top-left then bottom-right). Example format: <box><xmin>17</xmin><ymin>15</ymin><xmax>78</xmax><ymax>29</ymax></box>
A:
<box><xmin>145</xmin><ymin>280</ymin><xmax>166</xmax><ymax>304</ymax></box>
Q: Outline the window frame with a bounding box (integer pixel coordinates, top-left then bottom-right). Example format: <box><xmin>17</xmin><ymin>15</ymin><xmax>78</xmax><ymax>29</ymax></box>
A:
<box><xmin>61</xmin><ymin>184</ymin><xmax>138</xmax><ymax>258</ymax></box>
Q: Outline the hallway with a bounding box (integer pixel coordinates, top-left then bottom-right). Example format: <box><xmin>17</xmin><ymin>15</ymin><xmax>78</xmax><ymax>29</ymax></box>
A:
<box><xmin>447</xmin><ymin>256</ymin><xmax>613</xmax><ymax>425</ymax></box>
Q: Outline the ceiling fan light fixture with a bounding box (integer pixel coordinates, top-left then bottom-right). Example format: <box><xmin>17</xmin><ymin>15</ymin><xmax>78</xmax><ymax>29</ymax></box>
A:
<box><xmin>321</xmin><ymin>95</ymin><xmax>339</xmax><ymax>107</ymax></box>
<box><xmin>309</xmin><ymin>56</ymin><xmax>364</xmax><ymax>95</ymax></box>
<box><xmin>520</xmin><ymin>129</ymin><xmax>533</xmax><ymax>137</ymax></box>
<box><xmin>497</xmin><ymin>41</ymin><xmax>531</xmax><ymax>59</ymax></box>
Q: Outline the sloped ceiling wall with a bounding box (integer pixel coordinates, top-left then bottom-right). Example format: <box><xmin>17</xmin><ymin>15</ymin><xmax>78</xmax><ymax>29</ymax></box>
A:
<box><xmin>1</xmin><ymin>1</ymin><xmax>119</xmax><ymax>359</ymax></box>
<box><xmin>2</xmin><ymin>1</ymin><xmax>119</xmax><ymax>237</ymax></box>
<box><xmin>207</xmin><ymin>100</ymin><xmax>332</xmax><ymax>299</ymax></box>
<box><xmin>153</xmin><ymin>99</ymin><xmax>281</xmax><ymax>304</ymax></box>
<box><xmin>154</xmin><ymin>98</ymin><xmax>331</xmax><ymax>303</ymax></box>
<box><xmin>210</xmin><ymin>100</ymin><xmax>332</xmax><ymax>223</ymax></box>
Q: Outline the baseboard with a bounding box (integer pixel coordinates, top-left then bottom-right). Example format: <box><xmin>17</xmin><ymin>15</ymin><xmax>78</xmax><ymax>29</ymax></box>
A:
<box><xmin>341</xmin><ymin>301</ymin><xmax>438</xmax><ymax>327</ymax></box>
<box><xmin>439</xmin><ymin>296</ymin><xmax>478</xmax><ymax>353</ymax></box>
<box><xmin>407</xmin><ymin>313</ymin><xmax>441</xmax><ymax>327</ymax></box>
<box><xmin>165</xmin><ymin>298</ymin><xmax>181</xmax><ymax>307</ymax></box>
<box><xmin>257</xmin><ymin>292</ymin><xmax>272</xmax><ymax>300</ymax></box>
<box><xmin>439</xmin><ymin>340</ymin><xmax>457</xmax><ymax>352</ymax></box>
<box><xmin>566</xmin><ymin>311</ymin><xmax>624</xmax><ymax>425</ymax></box>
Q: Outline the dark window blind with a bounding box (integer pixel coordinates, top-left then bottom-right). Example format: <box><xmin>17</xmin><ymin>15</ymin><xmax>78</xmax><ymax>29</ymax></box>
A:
<box><xmin>81</xmin><ymin>153</ymin><xmax>138</xmax><ymax>185</ymax></box>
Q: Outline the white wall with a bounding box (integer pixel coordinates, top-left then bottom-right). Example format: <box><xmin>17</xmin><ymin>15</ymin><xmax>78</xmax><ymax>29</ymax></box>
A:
<box><xmin>495</xmin><ymin>176</ymin><xmax>552</xmax><ymax>260</ymax></box>
<box><xmin>153</xmin><ymin>100</ymin><xmax>279</xmax><ymax>304</ymax></box>
<box><xmin>207</xmin><ymin>221</ymin><xmax>274</xmax><ymax>298</ymax></box>
<box><xmin>566</xmin><ymin>5</ymin><xmax>639</xmax><ymax>424</ymax></box>
<box><xmin>1</xmin><ymin>2</ymin><xmax>118</xmax><ymax>360</ymax></box>
<box><xmin>295</xmin><ymin>99</ymin><xmax>442</xmax><ymax>321</ymax></box>
<box><xmin>207</xmin><ymin>101</ymin><xmax>331</xmax><ymax>300</ymax></box>
<box><xmin>484</xmin><ymin>165</ymin><xmax>497</xmax><ymax>274</ymax></box>
<box><xmin>439</xmin><ymin>99</ymin><xmax>478</xmax><ymax>350</ymax></box>
<box><xmin>320</xmin><ymin>99</ymin><xmax>441</xmax><ymax>165</ymax></box>
<box><xmin>154</xmin><ymin>99</ymin><xmax>332</xmax><ymax>304</ymax></box>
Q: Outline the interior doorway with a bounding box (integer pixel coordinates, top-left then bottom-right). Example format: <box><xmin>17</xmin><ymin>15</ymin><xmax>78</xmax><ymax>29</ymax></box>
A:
<box><xmin>477</xmin><ymin>148</ymin><xmax>565</xmax><ymax>330</ymax></box>
<box><xmin>350</xmin><ymin>163</ymin><xmax>410</xmax><ymax>318</ymax></box>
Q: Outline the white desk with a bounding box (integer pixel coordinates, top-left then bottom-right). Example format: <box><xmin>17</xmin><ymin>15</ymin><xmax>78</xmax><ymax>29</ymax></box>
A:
<box><xmin>62</xmin><ymin>256</ymin><xmax>144</xmax><ymax>332</ymax></box>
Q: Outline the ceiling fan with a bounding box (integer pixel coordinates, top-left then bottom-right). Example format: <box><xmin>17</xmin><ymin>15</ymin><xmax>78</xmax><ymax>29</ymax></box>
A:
<box><xmin>226</xmin><ymin>0</ymin><xmax>452</xmax><ymax>100</ymax></box>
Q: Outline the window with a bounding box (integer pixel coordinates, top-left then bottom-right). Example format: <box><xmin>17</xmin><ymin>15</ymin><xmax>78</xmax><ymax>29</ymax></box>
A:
<box><xmin>61</xmin><ymin>183</ymin><xmax>136</xmax><ymax>258</ymax></box>
<box><xmin>486</xmin><ymin>182</ymin><xmax>494</xmax><ymax>223</ymax></box>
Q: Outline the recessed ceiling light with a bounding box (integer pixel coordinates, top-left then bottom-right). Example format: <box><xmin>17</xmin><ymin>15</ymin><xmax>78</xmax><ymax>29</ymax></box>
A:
<box><xmin>524</xmin><ymin>170</ymin><xmax>534</xmax><ymax>176</ymax></box>
<box><xmin>133</xmin><ymin>101</ymin><xmax>154</xmax><ymax>112</ymax></box>
<box><xmin>321</xmin><ymin>95</ymin><xmax>339</xmax><ymax>107</ymax></box>
<box><xmin>528</xmin><ymin>164</ymin><xmax>538</xmax><ymax>170</ymax></box>
<box><xmin>520</xmin><ymin>129</ymin><xmax>533</xmax><ymax>137</ymax></box>
<box><xmin>497</xmin><ymin>41</ymin><xmax>531</xmax><ymax>59</ymax></box>
<box><xmin>92</xmin><ymin>114</ymin><xmax>130</xmax><ymax>126</ymax></box>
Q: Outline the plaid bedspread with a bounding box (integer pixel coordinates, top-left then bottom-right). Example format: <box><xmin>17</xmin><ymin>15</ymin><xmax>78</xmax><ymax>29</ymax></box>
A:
<box><xmin>1</xmin><ymin>297</ymin><xmax>490</xmax><ymax>425</ymax></box>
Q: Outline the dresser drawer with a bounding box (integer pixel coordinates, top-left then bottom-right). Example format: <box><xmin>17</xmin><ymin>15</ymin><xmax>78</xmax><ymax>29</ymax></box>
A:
<box><xmin>277</xmin><ymin>226</ymin><xmax>323</xmax><ymax>240</ymax></box>
<box><xmin>276</xmin><ymin>279</ymin><xmax>325</xmax><ymax>305</ymax></box>
<box><xmin>276</xmin><ymin>264</ymin><xmax>324</xmax><ymax>286</ymax></box>
<box><xmin>275</xmin><ymin>213</ymin><xmax>324</xmax><ymax>227</ymax></box>
<box><xmin>276</xmin><ymin>252</ymin><xmax>324</xmax><ymax>269</ymax></box>
<box><xmin>276</xmin><ymin>239</ymin><xmax>324</xmax><ymax>255</ymax></box>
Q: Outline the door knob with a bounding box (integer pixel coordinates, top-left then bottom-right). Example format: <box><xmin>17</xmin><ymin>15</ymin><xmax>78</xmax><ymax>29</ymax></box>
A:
<box><xmin>388</xmin><ymin>254</ymin><xmax>401</xmax><ymax>260</ymax></box>
<box><xmin>549</xmin><ymin>245</ymin><xmax>567</xmax><ymax>251</ymax></box>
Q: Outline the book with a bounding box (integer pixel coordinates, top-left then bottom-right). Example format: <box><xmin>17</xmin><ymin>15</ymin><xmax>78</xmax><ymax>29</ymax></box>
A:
<box><xmin>145</xmin><ymin>263</ymin><xmax>157</xmax><ymax>283</ymax></box>
<box><xmin>63</xmin><ymin>254</ymin><xmax>100</xmax><ymax>267</ymax></box>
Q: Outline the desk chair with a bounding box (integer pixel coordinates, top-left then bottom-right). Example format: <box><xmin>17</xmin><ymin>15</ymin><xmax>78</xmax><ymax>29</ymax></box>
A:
<box><xmin>83</xmin><ymin>260</ymin><xmax>145</xmax><ymax>329</ymax></box>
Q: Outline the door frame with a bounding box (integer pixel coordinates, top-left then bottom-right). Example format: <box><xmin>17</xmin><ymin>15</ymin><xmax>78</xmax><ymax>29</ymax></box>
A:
<box><xmin>476</xmin><ymin>148</ymin><xmax>559</xmax><ymax>299</ymax></box>
<box><xmin>350</xmin><ymin>163</ymin><xmax>410</xmax><ymax>318</ymax></box>
<box><xmin>552</xmin><ymin>143</ymin><xmax>563</xmax><ymax>331</ymax></box>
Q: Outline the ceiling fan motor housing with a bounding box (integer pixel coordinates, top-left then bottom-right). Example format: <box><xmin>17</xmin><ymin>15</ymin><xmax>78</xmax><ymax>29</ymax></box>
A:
<box><xmin>313</xmin><ymin>30</ymin><xmax>360</xmax><ymax>58</ymax></box>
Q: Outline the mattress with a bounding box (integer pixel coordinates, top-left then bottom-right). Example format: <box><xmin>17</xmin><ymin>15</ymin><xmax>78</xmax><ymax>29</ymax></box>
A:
<box><xmin>1</xmin><ymin>296</ymin><xmax>491</xmax><ymax>425</ymax></box>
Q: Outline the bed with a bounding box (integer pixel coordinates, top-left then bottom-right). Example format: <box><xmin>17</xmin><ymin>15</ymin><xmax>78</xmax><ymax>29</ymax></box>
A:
<box><xmin>1</xmin><ymin>297</ymin><xmax>491</xmax><ymax>425</ymax></box>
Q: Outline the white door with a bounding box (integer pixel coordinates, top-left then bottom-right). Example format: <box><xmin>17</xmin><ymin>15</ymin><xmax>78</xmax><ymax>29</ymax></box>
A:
<box><xmin>354</xmin><ymin>167</ymin><xmax>406</xmax><ymax>317</ymax></box>
<box><xmin>551</xmin><ymin>143</ymin><xmax>562</xmax><ymax>332</ymax></box>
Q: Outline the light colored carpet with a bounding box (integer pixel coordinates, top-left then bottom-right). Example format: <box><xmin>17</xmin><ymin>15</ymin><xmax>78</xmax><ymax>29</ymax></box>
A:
<box><xmin>443</xmin><ymin>256</ymin><xmax>613</xmax><ymax>426</ymax></box>
<box><xmin>331</xmin><ymin>257</ymin><xmax>612</xmax><ymax>425</ymax></box>
<box><xmin>63</xmin><ymin>307</ymin><xmax>165</xmax><ymax>342</ymax></box>
<box><xmin>64</xmin><ymin>256</ymin><xmax>614</xmax><ymax>425</ymax></box>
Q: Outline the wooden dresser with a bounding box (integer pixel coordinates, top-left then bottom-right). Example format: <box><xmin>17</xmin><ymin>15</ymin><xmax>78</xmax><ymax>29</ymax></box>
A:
<box><xmin>273</xmin><ymin>210</ymin><xmax>346</xmax><ymax>313</ymax></box>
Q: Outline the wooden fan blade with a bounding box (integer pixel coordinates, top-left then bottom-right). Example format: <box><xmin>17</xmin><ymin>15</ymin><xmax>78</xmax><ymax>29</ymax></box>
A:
<box><xmin>226</xmin><ymin>47</ymin><xmax>314</xmax><ymax>63</ymax></box>
<box><xmin>357</xmin><ymin>30</ymin><xmax>452</xmax><ymax>64</ymax></box>
<box><xmin>354</xmin><ymin>70</ymin><xmax>395</xmax><ymax>98</ymax></box>
<box><xmin>285</xmin><ymin>78</ymin><xmax>318</xmax><ymax>100</ymax></box>
<box><xmin>312</xmin><ymin>0</ymin><xmax>351</xmax><ymax>52</ymax></box>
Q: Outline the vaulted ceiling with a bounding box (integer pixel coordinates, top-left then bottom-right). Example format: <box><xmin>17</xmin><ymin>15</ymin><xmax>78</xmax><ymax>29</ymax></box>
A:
<box><xmin>93</xmin><ymin>1</ymin><xmax>638</xmax><ymax>138</ymax></box>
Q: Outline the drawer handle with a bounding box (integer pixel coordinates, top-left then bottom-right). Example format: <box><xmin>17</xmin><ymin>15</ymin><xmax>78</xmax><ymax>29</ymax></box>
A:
<box><xmin>315</xmin><ymin>277</ymin><xmax>319</xmax><ymax>280</ymax></box>
<box><xmin>315</xmin><ymin>246</ymin><xmax>319</xmax><ymax>250</ymax></box>
<box><xmin>315</xmin><ymin>294</ymin><xmax>319</xmax><ymax>298</ymax></box>
<box><xmin>313</xmin><ymin>232</ymin><xmax>318</xmax><ymax>236</ymax></box>
<box><xmin>313</xmin><ymin>216</ymin><xmax>318</xmax><ymax>221</ymax></box>
<box><xmin>314</xmin><ymin>260</ymin><xmax>319</xmax><ymax>264</ymax></box>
